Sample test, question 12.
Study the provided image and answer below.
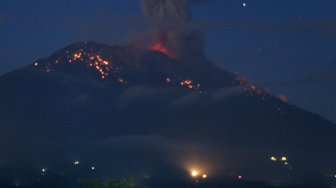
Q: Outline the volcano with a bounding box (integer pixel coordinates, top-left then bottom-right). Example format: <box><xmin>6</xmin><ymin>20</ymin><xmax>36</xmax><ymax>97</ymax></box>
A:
<box><xmin>0</xmin><ymin>42</ymin><xmax>335</xmax><ymax>187</ymax></box>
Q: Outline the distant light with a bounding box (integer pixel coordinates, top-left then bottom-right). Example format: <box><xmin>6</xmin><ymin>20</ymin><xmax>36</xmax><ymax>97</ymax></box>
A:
<box><xmin>191</xmin><ymin>170</ymin><xmax>199</xmax><ymax>177</ymax></box>
<box><xmin>334</xmin><ymin>174</ymin><xmax>336</xmax><ymax>178</ymax></box>
<box><xmin>281</xmin><ymin>156</ymin><xmax>287</xmax><ymax>161</ymax></box>
<box><xmin>202</xmin><ymin>174</ymin><xmax>207</xmax><ymax>179</ymax></box>
<box><xmin>41</xmin><ymin>168</ymin><xmax>46</xmax><ymax>172</ymax></box>
<box><xmin>271</xmin><ymin>156</ymin><xmax>277</xmax><ymax>161</ymax></box>
<box><xmin>284</xmin><ymin>162</ymin><xmax>288</xmax><ymax>165</ymax></box>
<box><xmin>242</xmin><ymin>2</ymin><xmax>246</xmax><ymax>7</ymax></box>
<box><xmin>91</xmin><ymin>166</ymin><xmax>95</xmax><ymax>170</ymax></box>
<box><xmin>74</xmin><ymin>160</ymin><xmax>80</xmax><ymax>165</ymax></box>
<box><xmin>238</xmin><ymin>175</ymin><xmax>243</xmax><ymax>180</ymax></box>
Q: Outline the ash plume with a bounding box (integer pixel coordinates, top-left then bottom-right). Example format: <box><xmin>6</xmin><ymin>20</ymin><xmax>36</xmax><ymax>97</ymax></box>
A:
<box><xmin>141</xmin><ymin>0</ymin><xmax>191</xmax><ymax>21</ymax></box>
<box><xmin>140</xmin><ymin>0</ymin><xmax>207</xmax><ymax>64</ymax></box>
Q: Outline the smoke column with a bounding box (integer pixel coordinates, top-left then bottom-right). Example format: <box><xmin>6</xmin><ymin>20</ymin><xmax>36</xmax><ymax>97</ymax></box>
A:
<box><xmin>141</xmin><ymin>0</ymin><xmax>191</xmax><ymax>21</ymax></box>
<box><xmin>140</xmin><ymin>0</ymin><xmax>206</xmax><ymax>64</ymax></box>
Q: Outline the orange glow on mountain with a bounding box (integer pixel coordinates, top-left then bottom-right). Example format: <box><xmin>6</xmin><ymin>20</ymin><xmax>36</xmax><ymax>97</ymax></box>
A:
<box><xmin>279</xmin><ymin>94</ymin><xmax>288</xmax><ymax>103</ymax></box>
<box><xmin>32</xmin><ymin>46</ymin><xmax>203</xmax><ymax>92</ymax></box>
<box><xmin>150</xmin><ymin>42</ymin><xmax>173</xmax><ymax>58</ymax></box>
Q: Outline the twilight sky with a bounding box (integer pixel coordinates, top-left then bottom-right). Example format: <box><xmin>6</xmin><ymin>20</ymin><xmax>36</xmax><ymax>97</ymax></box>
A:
<box><xmin>0</xmin><ymin>0</ymin><xmax>335</xmax><ymax>122</ymax></box>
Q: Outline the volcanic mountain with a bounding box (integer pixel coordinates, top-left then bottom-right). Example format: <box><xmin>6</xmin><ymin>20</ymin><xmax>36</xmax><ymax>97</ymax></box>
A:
<box><xmin>0</xmin><ymin>42</ymin><xmax>335</xmax><ymax>187</ymax></box>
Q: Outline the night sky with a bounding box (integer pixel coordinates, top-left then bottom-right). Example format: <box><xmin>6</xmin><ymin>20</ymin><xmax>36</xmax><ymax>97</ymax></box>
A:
<box><xmin>0</xmin><ymin>0</ymin><xmax>335</xmax><ymax>122</ymax></box>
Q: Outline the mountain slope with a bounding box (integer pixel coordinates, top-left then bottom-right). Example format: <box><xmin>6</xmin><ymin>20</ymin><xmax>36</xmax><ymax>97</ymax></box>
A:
<box><xmin>0</xmin><ymin>42</ymin><xmax>335</xmax><ymax>186</ymax></box>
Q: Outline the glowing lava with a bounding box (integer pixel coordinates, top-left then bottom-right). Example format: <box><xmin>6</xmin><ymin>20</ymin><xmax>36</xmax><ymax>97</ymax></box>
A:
<box><xmin>279</xmin><ymin>94</ymin><xmax>288</xmax><ymax>103</ymax></box>
<box><xmin>150</xmin><ymin>42</ymin><xmax>173</xmax><ymax>58</ymax></box>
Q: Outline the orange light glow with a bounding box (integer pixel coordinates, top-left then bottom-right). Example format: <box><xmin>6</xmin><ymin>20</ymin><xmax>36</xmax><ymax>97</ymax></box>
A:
<box><xmin>180</xmin><ymin>80</ymin><xmax>192</xmax><ymax>86</ymax></box>
<box><xmin>281</xmin><ymin>156</ymin><xmax>287</xmax><ymax>161</ymax></box>
<box><xmin>191</xmin><ymin>170</ymin><xmax>199</xmax><ymax>177</ymax></box>
<box><xmin>38</xmin><ymin>49</ymin><xmax>121</xmax><ymax>80</ymax></box>
<box><xmin>150</xmin><ymin>42</ymin><xmax>173</xmax><ymax>58</ymax></box>
<box><xmin>73</xmin><ymin>52</ymin><xmax>82</xmax><ymax>60</ymax></box>
<box><xmin>96</xmin><ymin>55</ymin><xmax>103</xmax><ymax>62</ymax></box>
<box><xmin>279</xmin><ymin>95</ymin><xmax>288</xmax><ymax>103</ymax></box>
<box><xmin>179</xmin><ymin>79</ymin><xmax>201</xmax><ymax>90</ymax></box>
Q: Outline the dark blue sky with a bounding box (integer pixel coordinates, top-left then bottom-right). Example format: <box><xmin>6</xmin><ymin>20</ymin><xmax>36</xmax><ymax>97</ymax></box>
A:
<box><xmin>0</xmin><ymin>0</ymin><xmax>335</xmax><ymax>122</ymax></box>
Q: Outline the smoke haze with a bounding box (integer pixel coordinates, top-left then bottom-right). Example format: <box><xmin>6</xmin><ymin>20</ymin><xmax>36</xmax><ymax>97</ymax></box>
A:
<box><xmin>139</xmin><ymin>0</ymin><xmax>206</xmax><ymax>63</ymax></box>
<box><xmin>141</xmin><ymin>0</ymin><xmax>191</xmax><ymax>21</ymax></box>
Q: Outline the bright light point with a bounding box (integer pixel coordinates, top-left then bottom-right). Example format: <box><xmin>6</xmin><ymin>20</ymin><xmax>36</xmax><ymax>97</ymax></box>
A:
<box><xmin>281</xmin><ymin>156</ymin><xmax>287</xmax><ymax>161</ymax></box>
<box><xmin>284</xmin><ymin>162</ymin><xmax>288</xmax><ymax>165</ymax></box>
<box><xmin>238</xmin><ymin>175</ymin><xmax>243</xmax><ymax>180</ymax></box>
<box><xmin>191</xmin><ymin>170</ymin><xmax>199</xmax><ymax>177</ymax></box>
<box><xmin>41</xmin><ymin>168</ymin><xmax>46</xmax><ymax>172</ymax></box>
<box><xmin>91</xmin><ymin>166</ymin><xmax>95</xmax><ymax>170</ymax></box>
<box><xmin>74</xmin><ymin>160</ymin><xmax>80</xmax><ymax>165</ymax></box>
<box><xmin>202</xmin><ymin>174</ymin><xmax>207</xmax><ymax>179</ymax></box>
<box><xmin>242</xmin><ymin>2</ymin><xmax>246</xmax><ymax>7</ymax></box>
<box><xmin>271</xmin><ymin>156</ymin><xmax>277</xmax><ymax>161</ymax></box>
